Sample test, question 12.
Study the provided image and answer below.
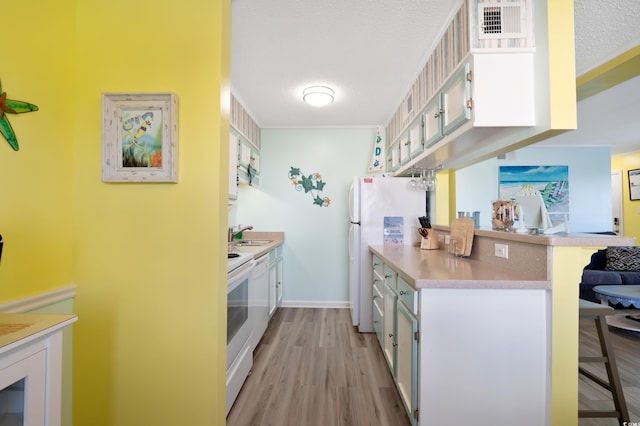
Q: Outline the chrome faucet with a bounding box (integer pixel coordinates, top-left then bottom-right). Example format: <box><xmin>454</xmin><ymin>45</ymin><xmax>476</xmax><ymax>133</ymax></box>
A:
<box><xmin>228</xmin><ymin>225</ymin><xmax>253</xmax><ymax>242</ymax></box>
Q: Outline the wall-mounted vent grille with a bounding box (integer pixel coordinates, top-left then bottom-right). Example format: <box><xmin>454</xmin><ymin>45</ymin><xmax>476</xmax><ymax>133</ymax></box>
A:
<box><xmin>478</xmin><ymin>2</ymin><xmax>526</xmax><ymax>39</ymax></box>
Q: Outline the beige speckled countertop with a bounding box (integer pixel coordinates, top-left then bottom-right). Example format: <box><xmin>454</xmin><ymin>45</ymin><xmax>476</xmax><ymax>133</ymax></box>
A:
<box><xmin>228</xmin><ymin>231</ymin><xmax>284</xmax><ymax>259</ymax></box>
<box><xmin>371</xmin><ymin>227</ymin><xmax>635</xmax><ymax>291</ymax></box>
<box><xmin>370</xmin><ymin>245</ymin><xmax>550</xmax><ymax>290</ymax></box>
<box><xmin>0</xmin><ymin>313</ymin><xmax>77</xmax><ymax>353</ymax></box>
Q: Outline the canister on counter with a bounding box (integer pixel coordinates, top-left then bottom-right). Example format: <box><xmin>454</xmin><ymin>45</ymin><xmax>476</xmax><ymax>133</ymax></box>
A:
<box><xmin>491</xmin><ymin>200</ymin><xmax>514</xmax><ymax>231</ymax></box>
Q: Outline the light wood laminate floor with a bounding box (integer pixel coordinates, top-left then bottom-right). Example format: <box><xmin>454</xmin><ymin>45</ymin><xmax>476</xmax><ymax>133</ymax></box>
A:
<box><xmin>579</xmin><ymin>316</ymin><xmax>640</xmax><ymax>425</ymax></box>
<box><xmin>227</xmin><ymin>308</ymin><xmax>411</xmax><ymax>426</ymax></box>
<box><xmin>229</xmin><ymin>307</ymin><xmax>640</xmax><ymax>425</ymax></box>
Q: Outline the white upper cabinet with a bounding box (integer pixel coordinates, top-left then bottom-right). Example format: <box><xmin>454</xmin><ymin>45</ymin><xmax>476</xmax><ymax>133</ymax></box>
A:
<box><xmin>441</xmin><ymin>62</ymin><xmax>472</xmax><ymax>136</ymax></box>
<box><xmin>471</xmin><ymin>52</ymin><xmax>535</xmax><ymax>127</ymax></box>
<box><xmin>385</xmin><ymin>0</ymin><xmax>545</xmax><ymax>174</ymax></box>
<box><xmin>387</xmin><ymin>139</ymin><xmax>401</xmax><ymax>173</ymax></box>
<box><xmin>237</xmin><ymin>137</ymin><xmax>259</xmax><ymax>186</ymax></box>
<box><xmin>229</xmin><ymin>133</ymin><xmax>238</xmax><ymax>200</ymax></box>
<box><xmin>407</xmin><ymin>118</ymin><xmax>424</xmax><ymax>162</ymax></box>
<box><xmin>230</xmin><ymin>93</ymin><xmax>261</xmax><ymax>188</ymax></box>
<box><xmin>424</xmin><ymin>96</ymin><xmax>443</xmax><ymax>148</ymax></box>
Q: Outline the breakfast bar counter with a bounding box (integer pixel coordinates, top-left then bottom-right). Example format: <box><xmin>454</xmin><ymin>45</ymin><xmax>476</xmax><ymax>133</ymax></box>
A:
<box><xmin>368</xmin><ymin>228</ymin><xmax>635</xmax><ymax>426</ymax></box>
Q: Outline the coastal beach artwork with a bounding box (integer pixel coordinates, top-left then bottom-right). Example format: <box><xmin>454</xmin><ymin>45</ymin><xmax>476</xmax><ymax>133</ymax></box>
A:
<box><xmin>498</xmin><ymin>165</ymin><xmax>569</xmax><ymax>215</ymax></box>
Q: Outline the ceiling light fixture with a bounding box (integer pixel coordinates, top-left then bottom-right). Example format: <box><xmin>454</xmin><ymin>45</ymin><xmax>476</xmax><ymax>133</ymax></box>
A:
<box><xmin>302</xmin><ymin>86</ymin><xmax>335</xmax><ymax>107</ymax></box>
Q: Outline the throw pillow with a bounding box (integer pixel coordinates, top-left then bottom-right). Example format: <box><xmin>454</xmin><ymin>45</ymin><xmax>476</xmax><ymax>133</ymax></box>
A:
<box><xmin>605</xmin><ymin>246</ymin><xmax>640</xmax><ymax>271</ymax></box>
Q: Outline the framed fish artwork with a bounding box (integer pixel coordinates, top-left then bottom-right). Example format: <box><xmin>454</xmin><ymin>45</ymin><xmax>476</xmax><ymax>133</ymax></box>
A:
<box><xmin>102</xmin><ymin>92</ymin><xmax>178</xmax><ymax>182</ymax></box>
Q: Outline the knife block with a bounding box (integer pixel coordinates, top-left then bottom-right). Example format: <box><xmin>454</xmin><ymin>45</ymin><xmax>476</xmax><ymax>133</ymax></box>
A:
<box><xmin>420</xmin><ymin>235</ymin><xmax>440</xmax><ymax>250</ymax></box>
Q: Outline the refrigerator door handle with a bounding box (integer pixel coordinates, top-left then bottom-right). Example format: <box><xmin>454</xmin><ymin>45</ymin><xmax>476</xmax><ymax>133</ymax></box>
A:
<box><xmin>348</xmin><ymin>180</ymin><xmax>359</xmax><ymax>223</ymax></box>
<box><xmin>350</xmin><ymin>221</ymin><xmax>360</xmax><ymax>225</ymax></box>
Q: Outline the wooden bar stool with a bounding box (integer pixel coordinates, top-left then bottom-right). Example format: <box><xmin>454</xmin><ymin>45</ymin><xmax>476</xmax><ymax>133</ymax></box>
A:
<box><xmin>579</xmin><ymin>299</ymin><xmax>630</xmax><ymax>424</ymax></box>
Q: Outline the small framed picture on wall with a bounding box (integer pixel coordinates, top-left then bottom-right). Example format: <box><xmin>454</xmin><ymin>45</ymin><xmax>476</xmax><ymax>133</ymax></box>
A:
<box><xmin>102</xmin><ymin>92</ymin><xmax>178</xmax><ymax>182</ymax></box>
<box><xmin>628</xmin><ymin>169</ymin><xmax>640</xmax><ymax>200</ymax></box>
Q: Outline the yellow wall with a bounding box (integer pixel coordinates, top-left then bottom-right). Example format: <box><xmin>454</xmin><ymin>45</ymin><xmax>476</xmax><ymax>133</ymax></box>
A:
<box><xmin>4</xmin><ymin>1</ymin><xmax>231</xmax><ymax>425</ymax></box>
<box><xmin>0</xmin><ymin>0</ymin><xmax>75</xmax><ymax>300</ymax></box>
<box><xmin>434</xmin><ymin>170</ymin><xmax>454</xmax><ymax>225</ymax></box>
<box><xmin>71</xmin><ymin>1</ymin><xmax>230</xmax><ymax>425</ymax></box>
<box><xmin>612</xmin><ymin>153</ymin><xmax>640</xmax><ymax>242</ymax></box>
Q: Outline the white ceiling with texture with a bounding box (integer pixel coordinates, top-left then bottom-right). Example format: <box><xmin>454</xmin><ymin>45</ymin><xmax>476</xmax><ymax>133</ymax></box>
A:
<box><xmin>574</xmin><ymin>0</ymin><xmax>640</xmax><ymax>74</ymax></box>
<box><xmin>231</xmin><ymin>0</ymin><xmax>640</xmax><ymax>154</ymax></box>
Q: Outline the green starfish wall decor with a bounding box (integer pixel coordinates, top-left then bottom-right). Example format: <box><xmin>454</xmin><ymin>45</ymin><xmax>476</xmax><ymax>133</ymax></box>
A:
<box><xmin>0</xmin><ymin>80</ymin><xmax>39</xmax><ymax>151</ymax></box>
<box><xmin>288</xmin><ymin>166</ymin><xmax>331</xmax><ymax>207</ymax></box>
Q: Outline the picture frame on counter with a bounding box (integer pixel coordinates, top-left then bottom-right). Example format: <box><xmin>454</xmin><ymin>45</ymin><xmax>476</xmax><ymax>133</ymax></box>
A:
<box><xmin>629</xmin><ymin>169</ymin><xmax>640</xmax><ymax>201</ymax></box>
<box><xmin>102</xmin><ymin>92</ymin><xmax>178</xmax><ymax>182</ymax></box>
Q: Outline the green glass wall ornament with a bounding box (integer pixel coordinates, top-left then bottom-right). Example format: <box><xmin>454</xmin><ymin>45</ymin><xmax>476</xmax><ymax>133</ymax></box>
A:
<box><xmin>0</xmin><ymin>80</ymin><xmax>39</xmax><ymax>151</ymax></box>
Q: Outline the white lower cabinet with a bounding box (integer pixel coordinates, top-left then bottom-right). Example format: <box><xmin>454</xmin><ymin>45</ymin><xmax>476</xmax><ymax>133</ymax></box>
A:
<box><xmin>0</xmin><ymin>315</ymin><xmax>76</xmax><ymax>426</ymax></box>
<box><xmin>268</xmin><ymin>245</ymin><xmax>283</xmax><ymax>319</ymax></box>
<box><xmin>275</xmin><ymin>252</ymin><xmax>283</xmax><ymax>308</ymax></box>
<box><xmin>0</xmin><ymin>350</ymin><xmax>46</xmax><ymax>425</ymax></box>
<box><xmin>375</xmin><ymin>258</ymin><xmax>419</xmax><ymax>426</ymax></box>
<box><xmin>250</xmin><ymin>255</ymin><xmax>269</xmax><ymax>350</ymax></box>
<box><xmin>371</xmin><ymin>249</ymin><xmax>550</xmax><ymax>426</ymax></box>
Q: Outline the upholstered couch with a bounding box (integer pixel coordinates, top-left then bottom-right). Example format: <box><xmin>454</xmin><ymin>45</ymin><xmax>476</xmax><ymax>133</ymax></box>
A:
<box><xmin>580</xmin><ymin>246</ymin><xmax>640</xmax><ymax>303</ymax></box>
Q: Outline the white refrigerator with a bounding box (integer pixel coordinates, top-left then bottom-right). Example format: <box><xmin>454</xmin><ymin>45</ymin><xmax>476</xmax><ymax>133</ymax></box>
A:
<box><xmin>348</xmin><ymin>176</ymin><xmax>428</xmax><ymax>332</ymax></box>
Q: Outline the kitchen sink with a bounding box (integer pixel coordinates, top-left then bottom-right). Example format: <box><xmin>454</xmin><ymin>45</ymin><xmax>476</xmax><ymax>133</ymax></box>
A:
<box><xmin>234</xmin><ymin>240</ymin><xmax>272</xmax><ymax>246</ymax></box>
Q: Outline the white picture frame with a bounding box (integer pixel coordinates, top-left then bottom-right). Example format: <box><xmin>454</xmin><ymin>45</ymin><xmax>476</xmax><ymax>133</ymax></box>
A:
<box><xmin>102</xmin><ymin>92</ymin><xmax>178</xmax><ymax>182</ymax></box>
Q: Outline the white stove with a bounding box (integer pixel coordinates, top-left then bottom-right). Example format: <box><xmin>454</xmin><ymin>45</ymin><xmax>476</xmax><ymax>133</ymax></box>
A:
<box><xmin>226</xmin><ymin>250</ymin><xmax>255</xmax><ymax>415</ymax></box>
<box><xmin>227</xmin><ymin>252</ymin><xmax>253</xmax><ymax>273</ymax></box>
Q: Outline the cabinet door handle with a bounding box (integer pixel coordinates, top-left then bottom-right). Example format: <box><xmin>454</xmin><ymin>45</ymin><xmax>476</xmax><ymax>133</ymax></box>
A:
<box><xmin>399</xmin><ymin>290</ymin><xmax>406</xmax><ymax>295</ymax></box>
<box><xmin>434</xmin><ymin>108</ymin><xmax>443</xmax><ymax>119</ymax></box>
<box><xmin>388</xmin><ymin>333</ymin><xmax>394</xmax><ymax>338</ymax></box>
<box><xmin>392</xmin><ymin>342</ymin><xmax>398</xmax><ymax>347</ymax></box>
<box><xmin>384</xmin><ymin>274</ymin><xmax>391</xmax><ymax>279</ymax></box>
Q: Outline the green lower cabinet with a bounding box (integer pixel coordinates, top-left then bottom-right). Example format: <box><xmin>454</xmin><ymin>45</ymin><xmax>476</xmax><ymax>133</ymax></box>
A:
<box><xmin>373</xmin><ymin>255</ymin><xmax>420</xmax><ymax>426</ymax></box>
<box><xmin>383</xmin><ymin>282</ymin><xmax>397</xmax><ymax>375</ymax></box>
<box><xmin>373</xmin><ymin>296</ymin><xmax>384</xmax><ymax>347</ymax></box>
<box><xmin>396</xmin><ymin>301</ymin><xmax>419</xmax><ymax>426</ymax></box>
<box><xmin>372</xmin><ymin>276</ymin><xmax>384</xmax><ymax>347</ymax></box>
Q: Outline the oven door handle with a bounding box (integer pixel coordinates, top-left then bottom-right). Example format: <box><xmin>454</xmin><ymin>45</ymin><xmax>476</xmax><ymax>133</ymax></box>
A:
<box><xmin>228</xmin><ymin>261</ymin><xmax>255</xmax><ymax>292</ymax></box>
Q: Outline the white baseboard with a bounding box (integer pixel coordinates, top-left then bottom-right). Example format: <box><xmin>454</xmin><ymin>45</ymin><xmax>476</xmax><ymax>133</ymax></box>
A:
<box><xmin>279</xmin><ymin>300</ymin><xmax>349</xmax><ymax>309</ymax></box>
<box><xmin>0</xmin><ymin>284</ymin><xmax>76</xmax><ymax>313</ymax></box>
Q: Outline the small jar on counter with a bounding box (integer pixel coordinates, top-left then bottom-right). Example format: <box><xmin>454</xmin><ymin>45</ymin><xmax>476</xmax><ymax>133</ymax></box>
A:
<box><xmin>491</xmin><ymin>200</ymin><xmax>514</xmax><ymax>231</ymax></box>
